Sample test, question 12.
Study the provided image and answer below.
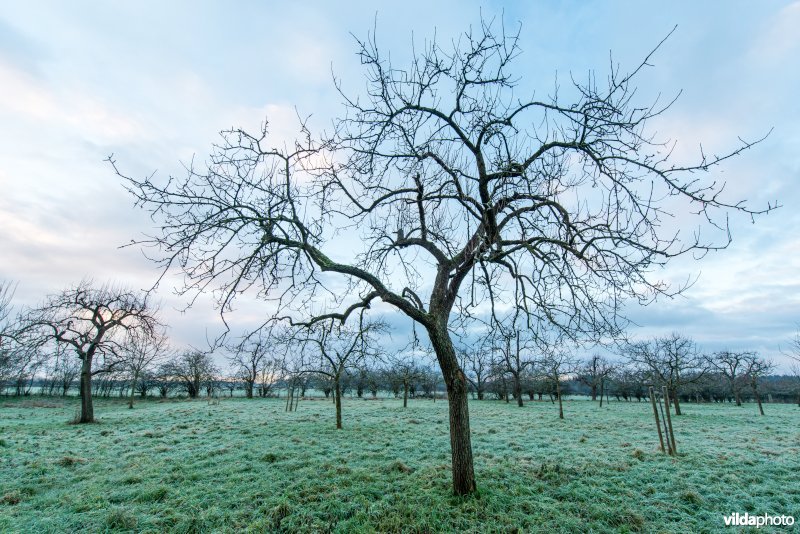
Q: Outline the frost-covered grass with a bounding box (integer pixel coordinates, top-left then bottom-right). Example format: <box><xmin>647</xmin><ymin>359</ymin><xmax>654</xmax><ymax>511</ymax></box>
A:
<box><xmin>1</xmin><ymin>395</ymin><xmax>798</xmax><ymax>532</ymax></box>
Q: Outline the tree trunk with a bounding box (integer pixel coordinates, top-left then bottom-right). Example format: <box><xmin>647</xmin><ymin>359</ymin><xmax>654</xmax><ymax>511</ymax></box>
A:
<box><xmin>590</xmin><ymin>384</ymin><xmax>597</xmax><ymax>402</ymax></box>
<box><xmin>427</xmin><ymin>321</ymin><xmax>476</xmax><ymax>495</ymax></box>
<box><xmin>335</xmin><ymin>376</ymin><xmax>343</xmax><ymax>429</ymax></box>
<box><xmin>477</xmin><ymin>388</ymin><xmax>484</xmax><ymax>401</ymax></box>
<box><xmin>513</xmin><ymin>373</ymin><xmax>523</xmax><ymax>407</ymax></box>
<box><xmin>599</xmin><ymin>379</ymin><xmax>604</xmax><ymax>408</ymax></box>
<box><xmin>752</xmin><ymin>383</ymin><xmax>764</xmax><ymax>416</ymax></box>
<box><xmin>671</xmin><ymin>388</ymin><xmax>682</xmax><ymax>415</ymax></box>
<box><xmin>79</xmin><ymin>356</ymin><xmax>94</xmax><ymax>423</ymax></box>
<box><xmin>403</xmin><ymin>379</ymin><xmax>409</xmax><ymax>408</ymax></box>
<box><xmin>128</xmin><ymin>369</ymin><xmax>140</xmax><ymax>409</ymax></box>
<box><xmin>556</xmin><ymin>375</ymin><xmax>564</xmax><ymax>419</ymax></box>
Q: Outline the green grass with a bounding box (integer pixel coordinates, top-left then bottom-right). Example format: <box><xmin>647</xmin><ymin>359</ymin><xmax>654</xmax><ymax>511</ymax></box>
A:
<box><xmin>1</xmin><ymin>396</ymin><xmax>798</xmax><ymax>532</ymax></box>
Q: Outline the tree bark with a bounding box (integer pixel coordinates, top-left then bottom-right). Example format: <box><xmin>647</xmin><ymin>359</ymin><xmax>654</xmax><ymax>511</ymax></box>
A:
<box><xmin>403</xmin><ymin>379</ymin><xmax>409</xmax><ymax>408</ymax></box>
<box><xmin>335</xmin><ymin>376</ymin><xmax>343</xmax><ymax>429</ymax></box>
<box><xmin>599</xmin><ymin>379</ymin><xmax>604</xmax><ymax>408</ymax></box>
<box><xmin>513</xmin><ymin>373</ymin><xmax>523</xmax><ymax>407</ymax></box>
<box><xmin>556</xmin><ymin>375</ymin><xmax>564</xmax><ymax>419</ymax></box>
<box><xmin>671</xmin><ymin>388</ymin><xmax>682</xmax><ymax>415</ymax></box>
<box><xmin>752</xmin><ymin>383</ymin><xmax>765</xmax><ymax>416</ymax></box>
<box><xmin>128</xmin><ymin>369</ymin><xmax>140</xmax><ymax>409</ymax></box>
<box><xmin>79</xmin><ymin>356</ymin><xmax>94</xmax><ymax>423</ymax></box>
<box><xmin>428</xmin><ymin>321</ymin><xmax>476</xmax><ymax>495</ymax></box>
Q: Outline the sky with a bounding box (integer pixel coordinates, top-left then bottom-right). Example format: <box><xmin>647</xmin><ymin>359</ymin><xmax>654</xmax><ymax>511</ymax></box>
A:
<box><xmin>0</xmin><ymin>1</ymin><xmax>798</xmax><ymax>369</ymax></box>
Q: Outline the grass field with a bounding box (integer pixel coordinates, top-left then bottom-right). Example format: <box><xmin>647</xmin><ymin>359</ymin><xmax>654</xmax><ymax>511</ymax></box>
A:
<box><xmin>1</xmin><ymin>395</ymin><xmax>798</xmax><ymax>533</ymax></box>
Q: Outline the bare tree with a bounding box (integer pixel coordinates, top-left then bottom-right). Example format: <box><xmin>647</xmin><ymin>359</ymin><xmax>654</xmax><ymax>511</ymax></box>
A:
<box><xmin>577</xmin><ymin>354</ymin><xmax>616</xmax><ymax>404</ymax></box>
<box><xmin>123</xmin><ymin>327</ymin><xmax>170</xmax><ymax>408</ymax></box>
<box><xmin>458</xmin><ymin>347</ymin><xmax>491</xmax><ymax>400</ymax></box>
<box><xmin>538</xmin><ymin>350</ymin><xmax>578</xmax><ymax>419</ymax></box>
<box><xmin>743</xmin><ymin>353</ymin><xmax>774</xmax><ymax>416</ymax></box>
<box><xmin>296</xmin><ymin>315</ymin><xmax>384</xmax><ymax>428</ymax></box>
<box><xmin>783</xmin><ymin>329</ymin><xmax>800</xmax><ymax>406</ymax></box>
<box><xmin>488</xmin><ymin>314</ymin><xmax>536</xmax><ymax>407</ymax></box>
<box><xmin>627</xmin><ymin>333</ymin><xmax>708</xmax><ymax>415</ymax></box>
<box><xmin>114</xmin><ymin>20</ymin><xmax>773</xmax><ymax>494</ymax></box>
<box><xmin>163</xmin><ymin>349</ymin><xmax>218</xmax><ymax>399</ymax></box>
<box><xmin>229</xmin><ymin>331</ymin><xmax>278</xmax><ymax>399</ymax></box>
<box><xmin>708</xmin><ymin>350</ymin><xmax>752</xmax><ymax>406</ymax></box>
<box><xmin>386</xmin><ymin>350</ymin><xmax>425</xmax><ymax>408</ymax></box>
<box><xmin>20</xmin><ymin>281</ymin><xmax>160</xmax><ymax>422</ymax></box>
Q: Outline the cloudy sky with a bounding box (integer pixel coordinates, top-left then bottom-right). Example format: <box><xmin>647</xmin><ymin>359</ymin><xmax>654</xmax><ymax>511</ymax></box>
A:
<box><xmin>1</xmin><ymin>1</ymin><xmax>798</xmax><ymax>368</ymax></box>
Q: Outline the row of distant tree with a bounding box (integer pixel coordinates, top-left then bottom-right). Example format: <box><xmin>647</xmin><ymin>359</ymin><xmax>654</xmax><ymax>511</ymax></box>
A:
<box><xmin>8</xmin><ymin>347</ymin><xmax>798</xmax><ymax>407</ymax></box>
<box><xmin>3</xmin><ymin>278</ymin><xmax>799</xmax><ymax>425</ymax></box>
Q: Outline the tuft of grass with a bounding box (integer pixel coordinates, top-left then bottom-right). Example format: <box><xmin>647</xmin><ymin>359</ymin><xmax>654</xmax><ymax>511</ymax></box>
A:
<box><xmin>105</xmin><ymin>506</ymin><xmax>138</xmax><ymax>530</ymax></box>
<box><xmin>1</xmin><ymin>491</ymin><xmax>22</xmax><ymax>505</ymax></box>
<box><xmin>387</xmin><ymin>460</ymin><xmax>414</xmax><ymax>473</ymax></box>
<box><xmin>261</xmin><ymin>452</ymin><xmax>281</xmax><ymax>463</ymax></box>
<box><xmin>632</xmin><ymin>448</ymin><xmax>645</xmax><ymax>461</ymax></box>
<box><xmin>682</xmin><ymin>489</ymin><xmax>703</xmax><ymax>505</ymax></box>
<box><xmin>135</xmin><ymin>485</ymin><xmax>169</xmax><ymax>503</ymax></box>
<box><xmin>56</xmin><ymin>455</ymin><xmax>87</xmax><ymax>467</ymax></box>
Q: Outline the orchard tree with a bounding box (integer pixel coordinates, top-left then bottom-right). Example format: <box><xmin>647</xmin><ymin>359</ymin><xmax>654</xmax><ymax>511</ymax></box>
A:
<box><xmin>295</xmin><ymin>314</ymin><xmax>384</xmax><ymax>429</ymax></box>
<box><xmin>164</xmin><ymin>349</ymin><xmax>218</xmax><ymax>398</ymax></box>
<box><xmin>114</xmin><ymin>20</ymin><xmax>773</xmax><ymax>494</ymax></box>
<box><xmin>627</xmin><ymin>333</ymin><xmax>708</xmax><ymax>415</ymax></box>
<box><xmin>123</xmin><ymin>327</ymin><xmax>170</xmax><ymax>408</ymax></box>
<box><xmin>229</xmin><ymin>331</ymin><xmax>279</xmax><ymax>399</ymax></box>
<box><xmin>708</xmin><ymin>350</ymin><xmax>751</xmax><ymax>406</ymax></box>
<box><xmin>577</xmin><ymin>354</ymin><xmax>616</xmax><ymax>405</ymax></box>
<box><xmin>21</xmin><ymin>281</ymin><xmax>160</xmax><ymax>423</ymax></box>
<box><xmin>488</xmin><ymin>313</ymin><xmax>536</xmax><ymax>407</ymax></box>
<box><xmin>743</xmin><ymin>353</ymin><xmax>774</xmax><ymax>416</ymax></box>
<box><xmin>538</xmin><ymin>349</ymin><xmax>579</xmax><ymax>419</ymax></box>
<box><xmin>458</xmin><ymin>347</ymin><xmax>491</xmax><ymax>400</ymax></box>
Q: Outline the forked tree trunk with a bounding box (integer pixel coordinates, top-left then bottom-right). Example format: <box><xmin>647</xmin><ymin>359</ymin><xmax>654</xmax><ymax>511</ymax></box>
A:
<box><xmin>79</xmin><ymin>356</ymin><xmax>94</xmax><ymax>423</ymax></box>
<box><xmin>428</xmin><ymin>322</ymin><xmax>476</xmax><ymax>496</ymax></box>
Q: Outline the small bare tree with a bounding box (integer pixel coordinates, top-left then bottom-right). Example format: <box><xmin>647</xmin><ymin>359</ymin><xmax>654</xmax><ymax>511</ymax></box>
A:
<box><xmin>123</xmin><ymin>327</ymin><xmax>170</xmax><ymax>408</ymax></box>
<box><xmin>538</xmin><ymin>349</ymin><xmax>578</xmax><ymax>419</ymax></box>
<box><xmin>488</xmin><ymin>315</ymin><xmax>536</xmax><ymax>408</ymax></box>
<box><xmin>743</xmin><ymin>353</ymin><xmax>774</xmax><ymax>416</ymax></box>
<box><xmin>295</xmin><ymin>315</ymin><xmax>384</xmax><ymax>429</ymax></box>
<box><xmin>577</xmin><ymin>354</ymin><xmax>616</xmax><ymax>404</ymax></box>
<box><xmin>229</xmin><ymin>332</ymin><xmax>277</xmax><ymax>399</ymax></box>
<box><xmin>458</xmin><ymin>347</ymin><xmax>491</xmax><ymax>400</ymax></box>
<box><xmin>21</xmin><ymin>281</ymin><xmax>160</xmax><ymax>422</ymax></box>
<box><xmin>708</xmin><ymin>350</ymin><xmax>752</xmax><ymax>406</ymax></box>
<box><xmin>163</xmin><ymin>349</ymin><xmax>218</xmax><ymax>399</ymax></box>
<box><xmin>627</xmin><ymin>333</ymin><xmax>708</xmax><ymax>415</ymax></box>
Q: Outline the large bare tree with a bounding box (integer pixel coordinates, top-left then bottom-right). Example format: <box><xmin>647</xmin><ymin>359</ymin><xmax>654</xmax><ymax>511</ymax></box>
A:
<box><xmin>113</xmin><ymin>21</ymin><xmax>772</xmax><ymax>494</ymax></box>
<box><xmin>21</xmin><ymin>281</ymin><xmax>160</xmax><ymax>423</ymax></box>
